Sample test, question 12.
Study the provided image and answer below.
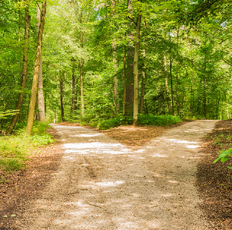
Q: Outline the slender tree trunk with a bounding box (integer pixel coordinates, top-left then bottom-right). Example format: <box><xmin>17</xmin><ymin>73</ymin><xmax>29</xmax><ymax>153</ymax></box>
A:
<box><xmin>140</xmin><ymin>46</ymin><xmax>146</xmax><ymax>114</ymax></box>
<box><xmin>80</xmin><ymin>60</ymin><xmax>84</xmax><ymax>117</ymax></box>
<box><xmin>18</xmin><ymin>7</ymin><xmax>21</xmax><ymax>42</ymax></box>
<box><xmin>26</xmin><ymin>1</ymin><xmax>46</xmax><ymax>136</ymax></box>
<box><xmin>226</xmin><ymin>103</ymin><xmax>230</xmax><ymax>119</ymax></box>
<box><xmin>126</xmin><ymin>0</ymin><xmax>134</xmax><ymax>117</ymax></box>
<box><xmin>7</xmin><ymin>2</ymin><xmax>30</xmax><ymax>135</ymax></box>
<box><xmin>112</xmin><ymin>0</ymin><xmax>119</xmax><ymax>115</ymax></box>
<box><xmin>164</xmin><ymin>50</ymin><xmax>171</xmax><ymax>114</ymax></box>
<box><xmin>133</xmin><ymin>10</ymin><xmax>142</xmax><ymax>126</ymax></box>
<box><xmin>170</xmin><ymin>58</ymin><xmax>174</xmax><ymax>115</ymax></box>
<box><xmin>80</xmin><ymin>10</ymin><xmax>84</xmax><ymax>118</ymax></box>
<box><xmin>123</xmin><ymin>44</ymin><xmax>127</xmax><ymax>124</ymax></box>
<box><xmin>37</xmin><ymin>7</ymin><xmax>46</xmax><ymax>122</ymax></box>
<box><xmin>140</xmin><ymin>70</ymin><xmax>145</xmax><ymax>114</ymax></box>
<box><xmin>203</xmin><ymin>76</ymin><xmax>206</xmax><ymax>118</ymax></box>
<box><xmin>60</xmin><ymin>74</ymin><xmax>65</xmax><ymax>122</ymax></box>
<box><xmin>190</xmin><ymin>76</ymin><xmax>193</xmax><ymax>114</ymax></box>
<box><xmin>175</xmin><ymin>28</ymin><xmax>180</xmax><ymax>116</ymax></box>
<box><xmin>203</xmin><ymin>53</ymin><xmax>207</xmax><ymax>118</ymax></box>
<box><xmin>37</xmin><ymin>57</ymin><xmax>45</xmax><ymax>121</ymax></box>
<box><xmin>71</xmin><ymin>59</ymin><xmax>76</xmax><ymax>114</ymax></box>
<box><xmin>113</xmin><ymin>45</ymin><xmax>119</xmax><ymax>115</ymax></box>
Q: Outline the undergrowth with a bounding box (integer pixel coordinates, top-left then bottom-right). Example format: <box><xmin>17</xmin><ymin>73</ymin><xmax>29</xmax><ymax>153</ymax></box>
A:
<box><xmin>0</xmin><ymin>122</ymin><xmax>55</xmax><ymax>173</ymax></box>
<box><xmin>97</xmin><ymin>115</ymin><xmax>182</xmax><ymax>130</ymax></box>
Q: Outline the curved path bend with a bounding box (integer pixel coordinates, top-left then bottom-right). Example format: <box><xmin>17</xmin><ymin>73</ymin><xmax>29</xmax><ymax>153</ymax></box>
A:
<box><xmin>21</xmin><ymin>120</ymin><xmax>217</xmax><ymax>230</ymax></box>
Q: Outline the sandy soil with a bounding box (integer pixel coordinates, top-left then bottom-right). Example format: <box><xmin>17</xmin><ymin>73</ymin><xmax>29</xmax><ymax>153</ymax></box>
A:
<box><xmin>16</xmin><ymin>120</ymin><xmax>217</xmax><ymax>230</ymax></box>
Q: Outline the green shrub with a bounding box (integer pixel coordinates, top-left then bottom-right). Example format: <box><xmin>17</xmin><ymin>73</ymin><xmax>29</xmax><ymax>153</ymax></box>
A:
<box><xmin>138</xmin><ymin>114</ymin><xmax>182</xmax><ymax>126</ymax></box>
<box><xmin>97</xmin><ymin>115</ymin><xmax>182</xmax><ymax>130</ymax></box>
<box><xmin>213</xmin><ymin>148</ymin><xmax>232</xmax><ymax>170</ymax></box>
<box><xmin>0</xmin><ymin>122</ymin><xmax>55</xmax><ymax>172</ymax></box>
<box><xmin>97</xmin><ymin>117</ymin><xmax>122</xmax><ymax>130</ymax></box>
<box><xmin>28</xmin><ymin>134</ymin><xmax>55</xmax><ymax>146</ymax></box>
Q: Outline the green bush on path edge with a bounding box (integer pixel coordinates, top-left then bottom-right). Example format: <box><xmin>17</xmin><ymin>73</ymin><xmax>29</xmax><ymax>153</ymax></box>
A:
<box><xmin>97</xmin><ymin>115</ymin><xmax>183</xmax><ymax>130</ymax></box>
<box><xmin>0</xmin><ymin>122</ymin><xmax>55</xmax><ymax>174</ymax></box>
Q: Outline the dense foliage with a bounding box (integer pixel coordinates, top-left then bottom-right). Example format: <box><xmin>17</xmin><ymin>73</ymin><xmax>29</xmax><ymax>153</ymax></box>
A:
<box><xmin>0</xmin><ymin>0</ymin><xmax>232</xmax><ymax>129</ymax></box>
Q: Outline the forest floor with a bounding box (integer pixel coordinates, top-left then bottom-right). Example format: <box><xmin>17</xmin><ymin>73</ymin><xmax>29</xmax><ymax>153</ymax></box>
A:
<box><xmin>0</xmin><ymin>120</ymin><xmax>231</xmax><ymax>229</ymax></box>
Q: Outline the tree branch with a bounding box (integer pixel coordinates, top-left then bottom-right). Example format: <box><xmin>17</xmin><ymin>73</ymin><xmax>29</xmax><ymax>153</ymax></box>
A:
<box><xmin>128</xmin><ymin>16</ymin><xmax>137</xmax><ymax>26</ymax></box>
<box><xmin>223</xmin><ymin>58</ymin><xmax>232</xmax><ymax>66</ymax></box>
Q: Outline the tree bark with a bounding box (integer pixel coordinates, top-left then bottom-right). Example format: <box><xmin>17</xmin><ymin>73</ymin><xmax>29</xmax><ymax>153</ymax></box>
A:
<box><xmin>133</xmin><ymin>12</ymin><xmax>142</xmax><ymax>126</ymax></box>
<box><xmin>170</xmin><ymin>58</ymin><xmax>174</xmax><ymax>115</ymax></box>
<box><xmin>175</xmin><ymin>28</ymin><xmax>180</xmax><ymax>116</ymax></box>
<box><xmin>123</xmin><ymin>44</ymin><xmax>127</xmax><ymax>124</ymax></box>
<box><xmin>140</xmin><ymin>69</ymin><xmax>145</xmax><ymax>114</ymax></box>
<box><xmin>203</xmin><ymin>53</ymin><xmax>207</xmax><ymax>118</ymax></box>
<box><xmin>80</xmin><ymin>59</ymin><xmax>84</xmax><ymax>117</ymax></box>
<box><xmin>112</xmin><ymin>0</ymin><xmax>119</xmax><ymax>115</ymax></box>
<box><xmin>71</xmin><ymin>59</ymin><xmax>77</xmax><ymax>114</ymax></box>
<box><xmin>125</xmin><ymin>0</ymin><xmax>134</xmax><ymax>117</ymax></box>
<box><xmin>60</xmin><ymin>74</ymin><xmax>65</xmax><ymax>122</ymax></box>
<box><xmin>80</xmin><ymin>10</ymin><xmax>84</xmax><ymax>118</ymax></box>
<box><xmin>26</xmin><ymin>1</ymin><xmax>47</xmax><ymax>136</ymax></box>
<box><xmin>37</xmin><ymin>7</ymin><xmax>46</xmax><ymax>122</ymax></box>
<box><xmin>6</xmin><ymin>1</ymin><xmax>30</xmax><ymax>135</ymax></box>
<box><xmin>18</xmin><ymin>7</ymin><xmax>21</xmax><ymax>42</ymax></box>
<box><xmin>164</xmin><ymin>34</ymin><xmax>171</xmax><ymax>114</ymax></box>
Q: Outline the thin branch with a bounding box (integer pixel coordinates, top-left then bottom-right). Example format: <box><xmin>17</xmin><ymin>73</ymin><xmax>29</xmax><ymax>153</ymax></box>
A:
<box><xmin>128</xmin><ymin>16</ymin><xmax>137</xmax><ymax>26</ymax></box>
<box><xmin>223</xmin><ymin>58</ymin><xmax>232</xmax><ymax>66</ymax></box>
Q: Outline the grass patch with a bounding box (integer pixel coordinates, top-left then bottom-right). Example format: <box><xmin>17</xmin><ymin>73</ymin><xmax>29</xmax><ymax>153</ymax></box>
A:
<box><xmin>97</xmin><ymin>115</ymin><xmax>182</xmax><ymax>130</ymax></box>
<box><xmin>0</xmin><ymin>122</ymin><xmax>55</xmax><ymax>172</ymax></box>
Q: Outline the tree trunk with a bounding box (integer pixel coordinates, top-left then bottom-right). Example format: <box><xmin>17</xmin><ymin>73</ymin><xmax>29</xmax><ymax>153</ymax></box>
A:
<box><xmin>7</xmin><ymin>2</ymin><xmax>30</xmax><ymax>135</ymax></box>
<box><xmin>170</xmin><ymin>58</ymin><xmax>174</xmax><ymax>115</ymax></box>
<box><xmin>163</xmin><ymin>37</ymin><xmax>171</xmax><ymax>114</ymax></box>
<box><xmin>203</xmin><ymin>75</ymin><xmax>206</xmax><ymax>118</ymax></box>
<box><xmin>18</xmin><ymin>6</ymin><xmax>21</xmax><ymax>42</ymax></box>
<box><xmin>71</xmin><ymin>59</ymin><xmax>76</xmax><ymax>114</ymax></box>
<box><xmin>37</xmin><ymin>7</ymin><xmax>46</xmax><ymax>122</ymax></box>
<box><xmin>140</xmin><ymin>70</ymin><xmax>145</xmax><ymax>114</ymax></box>
<box><xmin>175</xmin><ymin>28</ymin><xmax>180</xmax><ymax>116</ymax></box>
<box><xmin>112</xmin><ymin>0</ymin><xmax>119</xmax><ymax>115</ymax></box>
<box><xmin>26</xmin><ymin>1</ymin><xmax>47</xmax><ymax>136</ymax></box>
<box><xmin>133</xmin><ymin>12</ymin><xmax>142</xmax><ymax>126</ymax></box>
<box><xmin>80</xmin><ymin>60</ymin><xmax>84</xmax><ymax>117</ymax></box>
<box><xmin>113</xmin><ymin>44</ymin><xmax>119</xmax><ymax>115</ymax></box>
<box><xmin>125</xmin><ymin>0</ymin><xmax>134</xmax><ymax>117</ymax></box>
<box><xmin>60</xmin><ymin>74</ymin><xmax>65</xmax><ymax>122</ymax></box>
<box><xmin>80</xmin><ymin>10</ymin><xmax>84</xmax><ymax>118</ymax></box>
<box><xmin>123</xmin><ymin>44</ymin><xmax>127</xmax><ymax>124</ymax></box>
<box><xmin>203</xmin><ymin>53</ymin><xmax>207</xmax><ymax>118</ymax></box>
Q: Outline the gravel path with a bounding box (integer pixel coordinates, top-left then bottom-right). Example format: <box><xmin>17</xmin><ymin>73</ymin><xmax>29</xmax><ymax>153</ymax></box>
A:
<box><xmin>20</xmin><ymin>120</ymin><xmax>217</xmax><ymax>230</ymax></box>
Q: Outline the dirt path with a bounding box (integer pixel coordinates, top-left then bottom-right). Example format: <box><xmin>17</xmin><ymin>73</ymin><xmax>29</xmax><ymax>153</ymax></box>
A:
<box><xmin>19</xmin><ymin>120</ymin><xmax>217</xmax><ymax>230</ymax></box>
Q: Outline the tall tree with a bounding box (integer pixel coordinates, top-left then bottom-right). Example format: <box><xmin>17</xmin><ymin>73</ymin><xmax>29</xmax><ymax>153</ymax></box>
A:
<box><xmin>37</xmin><ymin>7</ymin><xmax>46</xmax><ymax>122</ymax></box>
<box><xmin>133</xmin><ymin>0</ymin><xmax>142</xmax><ymax>126</ymax></box>
<box><xmin>26</xmin><ymin>1</ymin><xmax>47</xmax><ymax>136</ymax></box>
<box><xmin>6</xmin><ymin>0</ymin><xmax>31</xmax><ymax>135</ymax></box>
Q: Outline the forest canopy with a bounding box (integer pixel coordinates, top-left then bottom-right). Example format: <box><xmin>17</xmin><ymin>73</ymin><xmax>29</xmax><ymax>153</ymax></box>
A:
<box><xmin>0</xmin><ymin>0</ymin><xmax>232</xmax><ymax>133</ymax></box>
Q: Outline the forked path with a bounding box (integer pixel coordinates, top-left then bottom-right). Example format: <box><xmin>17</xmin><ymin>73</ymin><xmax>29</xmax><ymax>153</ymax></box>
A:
<box><xmin>21</xmin><ymin>120</ymin><xmax>217</xmax><ymax>229</ymax></box>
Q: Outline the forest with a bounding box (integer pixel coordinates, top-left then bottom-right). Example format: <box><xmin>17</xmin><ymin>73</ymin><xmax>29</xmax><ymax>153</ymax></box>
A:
<box><xmin>0</xmin><ymin>0</ymin><xmax>232</xmax><ymax>228</ymax></box>
<box><xmin>0</xmin><ymin>0</ymin><xmax>231</xmax><ymax>134</ymax></box>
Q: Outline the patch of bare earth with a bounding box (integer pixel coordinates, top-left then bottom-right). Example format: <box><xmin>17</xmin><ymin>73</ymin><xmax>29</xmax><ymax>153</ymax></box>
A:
<box><xmin>99</xmin><ymin>122</ymin><xmax>189</xmax><ymax>150</ymax></box>
<box><xmin>0</xmin><ymin>128</ymin><xmax>63</xmax><ymax>230</ymax></box>
<box><xmin>197</xmin><ymin>120</ymin><xmax>232</xmax><ymax>230</ymax></box>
